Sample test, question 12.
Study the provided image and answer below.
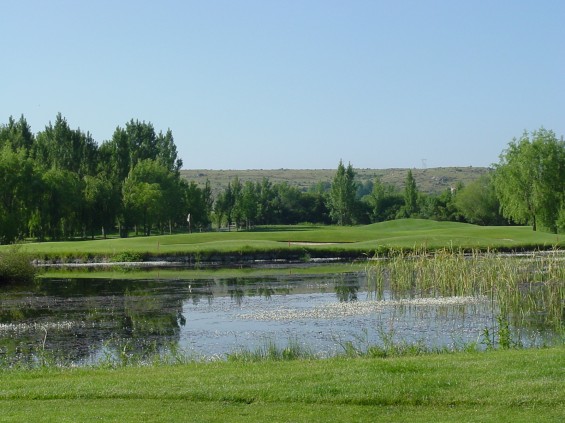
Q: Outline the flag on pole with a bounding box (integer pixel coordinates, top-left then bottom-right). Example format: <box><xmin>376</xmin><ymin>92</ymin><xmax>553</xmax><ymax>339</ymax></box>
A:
<box><xmin>187</xmin><ymin>213</ymin><xmax>191</xmax><ymax>223</ymax></box>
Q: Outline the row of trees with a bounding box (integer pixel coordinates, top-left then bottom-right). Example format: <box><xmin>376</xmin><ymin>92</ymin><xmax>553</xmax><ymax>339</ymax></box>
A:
<box><xmin>1</xmin><ymin>114</ymin><xmax>563</xmax><ymax>243</ymax></box>
<box><xmin>213</xmin><ymin>177</ymin><xmax>331</xmax><ymax>229</ymax></box>
<box><xmin>0</xmin><ymin>114</ymin><xmax>212</xmax><ymax>243</ymax></box>
<box><xmin>209</xmin><ymin>161</ymin><xmax>505</xmax><ymax>229</ymax></box>
<box><xmin>210</xmin><ymin>128</ymin><xmax>564</xmax><ymax>233</ymax></box>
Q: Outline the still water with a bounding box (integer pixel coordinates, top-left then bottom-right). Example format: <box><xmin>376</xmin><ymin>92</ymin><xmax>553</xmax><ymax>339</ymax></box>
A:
<box><xmin>0</xmin><ymin>271</ymin><xmax>556</xmax><ymax>365</ymax></box>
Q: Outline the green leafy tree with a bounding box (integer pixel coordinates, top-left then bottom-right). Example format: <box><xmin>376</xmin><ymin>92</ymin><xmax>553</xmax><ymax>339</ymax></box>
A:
<box><xmin>213</xmin><ymin>190</ymin><xmax>227</xmax><ymax>229</ymax></box>
<box><xmin>82</xmin><ymin>174</ymin><xmax>118</xmax><ymax>238</ymax></box>
<box><xmin>419</xmin><ymin>185</ymin><xmax>462</xmax><ymax>222</ymax></box>
<box><xmin>40</xmin><ymin>168</ymin><xmax>82</xmax><ymax>240</ymax></box>
<box><xmin>0</xmin><ymin>115</ymin><xmax>188</xmax><ymax>241</ymax></box>
<box><xmin>328</xmin><ymin>160</ymin><xmax>357</xmax><ymax>225</ymax></box>
<box><xmin>230</xmin><ymin>178</ymin><xmax>243</xmax><ymax>229</ymax></box>
<box><xmin>156</xmin><ymin>129</ymin><xmax>183</xmax><ymax>173</ymax></box>
<box><xmin>216</xmin><ymin>178</ymin><xmax>241</xmax><ymax>230</ymax></box>
<box><xmin>299</xmin><ymin>191</ymin><xmax>330</xmax><ymax>224</ymax></box>
<box><xmin>401</xmin><ymin>169</ymin><xmax>419</xmax><ymax>217</ymax></box>
<box><xmin>557</xmin><ymin>207</ymin><xmax>565</xmax><ymax>234</ymax></box>
<box><xmin>271</xmin><ymin>182</ymin><xmax>303</xmax><ymax>224</ymax></box>
<box><xmin>123</xmin><ymin>179</ymin><xmax>162</xmax><ymax>236</ymax></box>
<box><xmin>237</xmin><ymin>181</ymin><xmax>259</xmax><ymax>229</ymax></box>
<box><xmin>124</xmin><ymin>120</ymin><xmax>158</xmax><ymax>169</ymax></box>
<box><xmin>34</xmin><ymin>114</ymin><xmax>98</xmax><ymax>177</ymax></box>
<box><xmin>256</xmin><ymin>178</ymin><xmax>275</xmax><ymax>224</ymax></box>
<box><xmin>365</xmin><ymin>177</ymin><xmax>403</xmax><ymax>222</ymax></box>
<box><xmin>455</xmin><ymin>174</ymin><xmax>504</xmax><ymax>225</ymax></box>
<box><xmin>182</xmin><ymin>180</ymin><xmax>211</xmax><ymax>230</ymax></box>
<box><xmin>0</xmin><ymin>115</ymin><xmax>34</xmax><ymax>152</ymax></box>
<box><xmin>99</xmin><ymin>127</ymin><xmax>131</xmax><ymax>183</ymax></box>
<box><xmin>121</xmin><ymin>159</ymin><xmax>182</xmax><ymax>236</ymax></box>
<box><xmin>0</xmin><ymin>146</ymin><xmax>36</xmax><ymax>243</ymax></box>
<box><xmin>494</xmin><ymin>129</ymin><xmax>565</xmax><ymax>232</ymax></box>
<box><xmin>202</xmin><ymin>179</ymin><xmax>214</xmax><ymax>224</ymax></box>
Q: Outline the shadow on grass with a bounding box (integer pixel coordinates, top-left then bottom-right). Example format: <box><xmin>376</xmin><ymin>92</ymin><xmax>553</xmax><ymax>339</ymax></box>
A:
<box><xmin>248</xmin><ymin>226</ymin><xmax>323</xmax><ymax>233</ymax></box>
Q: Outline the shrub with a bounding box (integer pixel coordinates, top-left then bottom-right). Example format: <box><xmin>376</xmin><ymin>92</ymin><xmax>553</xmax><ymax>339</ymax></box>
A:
<box><xmin>110</xmin><ymin>251</ymin><xmax>144</xmax><ymax>263</ymax></box>
<box><xmin>0</xmin><ymin>245</ymin><xmax>36</xmax><ymax>284</ymax></box>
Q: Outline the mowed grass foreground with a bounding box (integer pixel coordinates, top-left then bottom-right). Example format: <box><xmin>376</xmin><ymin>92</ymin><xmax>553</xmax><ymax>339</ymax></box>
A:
<box><xmin>11</xmin><ymin>219</ymin><xmax>564</xmax><ymax>260</ymax></box>
<box><xmin>1</xmin><ymin>347</ymin><xmax>564</xmax><ymax>422</ymax></box>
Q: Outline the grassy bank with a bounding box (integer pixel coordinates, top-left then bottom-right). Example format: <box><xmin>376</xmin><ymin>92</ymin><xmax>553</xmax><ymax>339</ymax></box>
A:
<box><xmin>6</xmin><ymin>220</ymin><xmax>563</xmax><ymax>263</ymax></box>
<box><xmin>38</xmin><ymin>262</ymin><xmax>367</xmax><ymax>279</ymax></box>
<box><xmin>1</xmin><ymin>347</ymin><xmax>564</xmax><ymax>422</ymax></box>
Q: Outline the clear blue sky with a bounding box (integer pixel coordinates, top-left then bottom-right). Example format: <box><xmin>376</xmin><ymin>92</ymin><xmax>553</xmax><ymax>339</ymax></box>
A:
<box><xmin>2</xmin><ymin>0</ymin><xmax>564</xmax><ymax>170</ymax></box>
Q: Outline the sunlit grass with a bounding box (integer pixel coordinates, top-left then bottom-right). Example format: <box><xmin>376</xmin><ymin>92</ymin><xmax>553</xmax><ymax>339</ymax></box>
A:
<box><xmin>1</xmin><ymin>347</ymin><xmax>564</xmax><ymax>422</ymax></box>
<box><xmin>3</xmin><ymin>220</ymin><xmax>562</xmax><ymax>261</ymax></box>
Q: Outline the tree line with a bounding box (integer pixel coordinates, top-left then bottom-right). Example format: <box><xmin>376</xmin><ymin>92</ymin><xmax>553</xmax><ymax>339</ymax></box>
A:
<box><xmin>0</xmin><ymin>114</ymin><xmax>212</xmax><ymax>243</ymax></box>
<box><xmin>212</xmin><ymin>129</ymin><xmax>565</xmax><ymax>234</ymax></box>
<box><xmin>1</xmin><ymin>115</ymin><xmax>564</xmax><ymax>244</ymax></box>
<box><xmin>210</xmin><ymin>161</ymin><xmax>504</xmax><ymax>230</ymax></box>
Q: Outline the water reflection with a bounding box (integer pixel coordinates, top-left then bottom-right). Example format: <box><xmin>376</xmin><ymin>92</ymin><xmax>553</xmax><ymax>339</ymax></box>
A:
<box><xmin>0</xmin><ymin>270</ymin><xmax>561</xmax><ymax>366</ymax></box>
<box><xmin>334</xmin><ymin>276</ymin><xmax>359</xmax><ymax>302</ymax></box>
<box><xmin>0</xmin><ymin>279</ymin><xmax>190</xmax><ymax>365</ymax></box>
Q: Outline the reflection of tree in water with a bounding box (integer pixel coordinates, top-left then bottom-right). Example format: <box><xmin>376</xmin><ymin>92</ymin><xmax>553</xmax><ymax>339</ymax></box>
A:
<box><xmin>221</xmin><ymin>277</ymin><xmax>286</xmax><ymax>304</ymax></box>
<box><xmin>0</xmin><ymin>278</ymin><xmax>192</xmax><ymax>364</ymax></box>
<box><xmin>255</xmin><ymin>284</ymin><xmax>275</xmax><ymax>300</ymax></box>
<box><xmin>334</xmin><ymin>276</ymin><xmax>359</xmax><ymax>302</ymax></box>
<box><xmin>186</xmin><ymin>280</ymin><xmax>214</xmax><ymax>305</ymax></box>
<box><xmin>180</xmin><ymin>277</ymin><xmax>292</xmax><ymax>306</ymax></box>
<box><xmin>123</xmin><ymin>288</ymin><xmax>183</xmax><ymax>336</ymax></box>
<box><xmin>226</xmin><ymin>278</ymin><xmax>246</xmax><ymax>306</ymax></box>
<box><xmin>2</xmin><ymin>272</ymin><xmax>371</xmax><ymax>365</ymax></box>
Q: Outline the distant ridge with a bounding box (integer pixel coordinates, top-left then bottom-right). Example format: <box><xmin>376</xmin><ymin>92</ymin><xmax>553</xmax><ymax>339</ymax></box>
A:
<box><xmin>181</xmin><ymin>167</ymin><xmax>489</xmax><ymax>196</ymax></box>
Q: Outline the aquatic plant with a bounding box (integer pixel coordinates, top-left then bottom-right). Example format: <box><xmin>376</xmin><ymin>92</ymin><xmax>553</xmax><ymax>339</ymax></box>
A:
<box><xmin>368</xmin><ymin>249</ymin><xmax>565</xmax><ymax>332</ymax></box>
<box><xmin>109</xmin><ymin>251</ymin><xmax>144</xmax><ymax>263</ymax></box>
<box><xmin>335</xmin><ymin>326</ymin><xmax>478</xmax><ymax>359</ymax></box>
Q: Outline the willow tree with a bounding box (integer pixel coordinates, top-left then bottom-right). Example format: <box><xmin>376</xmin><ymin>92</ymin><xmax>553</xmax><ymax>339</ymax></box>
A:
<box><xmin>494</xmin><ymin>128</ymin><xmax>565</xmax><ymax>232</ymax></box>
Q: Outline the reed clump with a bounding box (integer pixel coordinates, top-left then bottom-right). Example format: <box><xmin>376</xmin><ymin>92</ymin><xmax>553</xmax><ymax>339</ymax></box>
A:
<box><xmin>0</xmin><ymin>244</ymin><xmax>36</xmax><ymax>284</ymax></box>
<box><xmin>368</xmin><ymin>248</ymin><xmax>564</xmax><ymax>331</ymax></box>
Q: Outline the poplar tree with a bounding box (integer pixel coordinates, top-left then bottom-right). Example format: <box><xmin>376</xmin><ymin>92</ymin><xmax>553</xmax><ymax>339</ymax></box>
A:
<box><xmin>328</xmin><ymin>160</ymin><xmax>357</xmax><ymax>225</ymax></box>
<box><xmin>403</xmin><ymin>169</ymin><xmax>418</xmax><ymax>217</ymax></box>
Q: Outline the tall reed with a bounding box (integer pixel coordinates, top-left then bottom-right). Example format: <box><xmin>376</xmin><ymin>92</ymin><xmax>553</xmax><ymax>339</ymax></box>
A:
<box><xmin>368</xmin><ymin>249</ymin><xmax>564</xmax><ymax>332</ymax></box>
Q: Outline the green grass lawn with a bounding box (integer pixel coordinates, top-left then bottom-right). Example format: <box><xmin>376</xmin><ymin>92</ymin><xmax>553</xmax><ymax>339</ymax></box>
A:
<box><xmin>1</xmin><ymin>347</ymin><xmax>563</xmax><ymax>422</ymax></box>
<box><xmin>7</xmin><ymin>219</ymin><xmax>563</xmax><ymax>260</ymax></box>
<box><xmin>2</xmin><ymin>220</ymin><xmax>564</xmax><ymax>422</ymax></box>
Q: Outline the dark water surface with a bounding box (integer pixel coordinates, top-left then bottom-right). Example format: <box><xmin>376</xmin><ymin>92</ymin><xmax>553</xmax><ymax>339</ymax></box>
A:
<box><xmin>0</xmin><ymin>272</ymin><xmax>557</xmax><ymax>365</ymax></box>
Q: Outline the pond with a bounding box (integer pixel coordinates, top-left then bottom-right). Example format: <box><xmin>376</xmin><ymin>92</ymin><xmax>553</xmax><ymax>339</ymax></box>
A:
<box><xmin>1</xmin><ymin>262</ymin><xmax>561</xmax><ymax>367</ymax></box>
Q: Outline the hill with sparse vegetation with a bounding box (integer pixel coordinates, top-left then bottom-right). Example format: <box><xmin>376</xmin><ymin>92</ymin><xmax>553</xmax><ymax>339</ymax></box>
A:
<box><xmin>181</xmin><ymin>167</ymin><xmax>489</xmax><ymax>196</ymax></box>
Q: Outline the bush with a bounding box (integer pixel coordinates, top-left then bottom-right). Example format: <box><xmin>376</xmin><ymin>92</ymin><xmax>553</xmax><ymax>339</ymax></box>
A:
<box><xmin>0</xmin><ymin>245</ymin><xmax>36</xmax><ymax>284</ymax></box>
<box><xmin>110</xmin><ymin>251</ymin><xmax>144</xmax><ymax>263</ymax></box>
